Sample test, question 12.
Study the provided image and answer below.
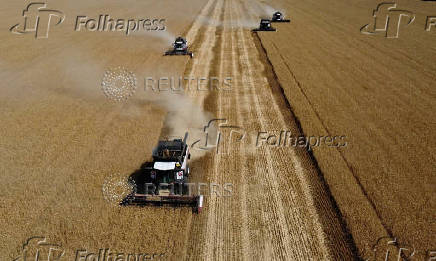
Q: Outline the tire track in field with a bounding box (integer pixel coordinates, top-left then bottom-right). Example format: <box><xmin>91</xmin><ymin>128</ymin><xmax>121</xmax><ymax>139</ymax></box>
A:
<box><xmin>237</xmin><ymin>0</ymin><xmax>334</xmax><ymax>258</ymax></box>
<box><xmin>180</xmin><ymin>0</ymin><xmax>356</xmax><ymax>259</ymax></box>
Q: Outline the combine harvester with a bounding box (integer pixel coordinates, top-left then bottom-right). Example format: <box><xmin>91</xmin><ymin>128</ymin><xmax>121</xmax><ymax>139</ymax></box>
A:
<box><xmin>121</xmin><ymin>133</ymin><xmax>203</xmax><ymax>213</ymax></box>
<box><xmin>252</xmin><ymin>19</ymin><xmax>276</xmax><ymax>32</ymax></box>
<box><xmin>164</xmin><ymin>36</ymin><xmax>194</xmax><ymax>58</ymax></box>
<box><xmin>252</xmin><ymin>11</ymin><xmax>291</xmax><ymax>32</ymax></box>
<box><xmin>271</xmin><ymin>11</ymin><xmax>290</xmax><ymax>23</ymax></box>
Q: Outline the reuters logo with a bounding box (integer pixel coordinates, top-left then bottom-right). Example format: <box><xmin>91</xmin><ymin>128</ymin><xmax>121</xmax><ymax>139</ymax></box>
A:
<box><xmin>102</xmin><ymin>174</ymin><xmax>137</xmax><ymax>205</ymax></box>
<box><xmin>101</xmin><ymin>66</ymin><xmax>137</xmax><ymax>102</ymax></box>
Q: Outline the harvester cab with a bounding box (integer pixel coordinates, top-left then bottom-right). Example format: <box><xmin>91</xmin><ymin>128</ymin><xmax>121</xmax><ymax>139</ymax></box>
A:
<box><xmin>271</xmin><ymin>11</ymin><xmax>290</xmax><ymax>22</ymax></box>
<box><xmin>150</xmin><ymin>133</ymin><xmax>191</xmax><ymax>184</ymax></box>
<box><xmin>121</xmin><ymin>132</ymin><xmax>203</xmax><ymax>213</ymax></box>
<box><xmin>164</xmin><ymin>36</ymin><xmax>194</xmax><ymax>58</ymax></box>
<box><xmin>252</xmin><ymin>19</ymin><xmax>276</xmax><ymax>32</ymax></box>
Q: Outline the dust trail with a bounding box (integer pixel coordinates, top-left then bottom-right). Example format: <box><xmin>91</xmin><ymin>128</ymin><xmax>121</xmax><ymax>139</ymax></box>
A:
<box><xmin>6</xmin><ymin>27</ymin><xmax>212</xmax><ymax>152</ymax></box>
<box><xmin>140</xmin><ymin>91</ymin><xmax>215</xmax><ymax>156</ymax></box>
<box><xmin>141</xmin><ymin>30</ymin><xmax>177</xmax><ymax>46</ymax></box>
<box><xmin>247</xmin><ymin>0</ymin><xmax>285</xmax><ymax>18</ymax></box>
<box><xmin>255</xmin><ymin>0</ymin><xmax>276</xmax><ymax>17</ymax></box>
<box><xmin>192</xmin><ymin>0</ymin><xmax>286</xmax><ymax>29</ymax></box>
<box><xmin>0</xmin><ymin>48</ymin><xmax>105</xmax><ymax>103</ymax></box>
<box><xmin>60</xmin><ymin>53</ymin><xmax>214</xmax><ymax>146</ymax></box>
<box><xmin>56</xmin><ymin>50</ymin><xmax>104</xmax><ymax>100</ymax></box>
<box><xmin>129</xmin><ymin>29</ymin><xmax>178</xmax><ymax>52</ymax></box>
<box><xmin>232</xmin><ymin>18</ymin><xmax>259</xmax><ymax>29</ymax></box>
<box><xmin>196</xmin><ymin>15</ymin><xmax>258</xmax><ymax>29</ymax></box>
<box><xmin>50</xmin><ymin>46</ymin><xmax>214</xmax><ymax>149</ymax></box>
